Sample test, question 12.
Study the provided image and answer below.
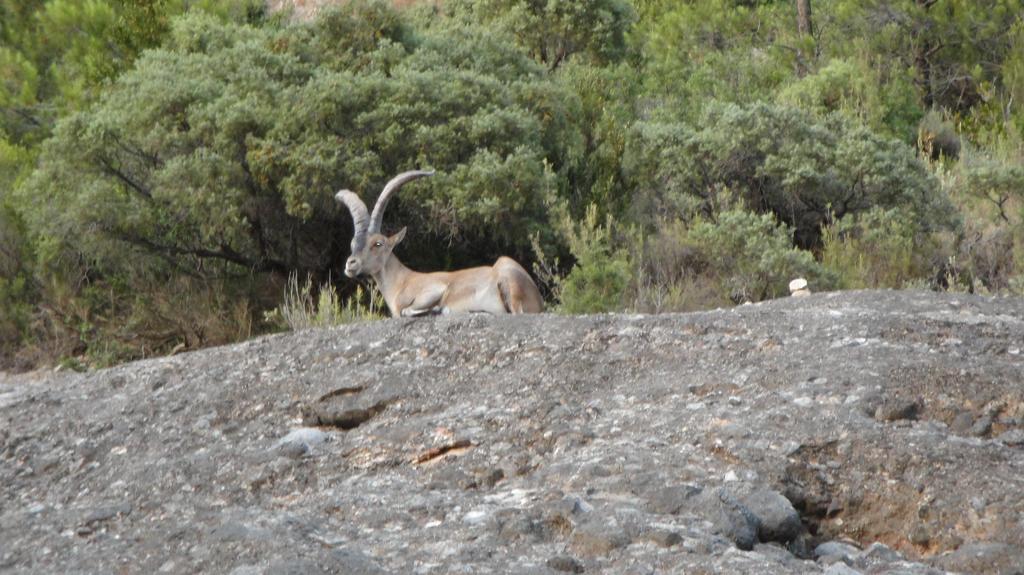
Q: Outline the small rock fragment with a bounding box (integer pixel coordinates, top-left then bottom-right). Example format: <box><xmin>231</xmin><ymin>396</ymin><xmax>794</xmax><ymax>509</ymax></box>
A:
<box><xmin>276</xmin><ymin>428</ymin><xmax>329</xmax><ymax>458</ymax></box>
<box><xmin>874</xmin><ymin>399</ymin><xmax>919</xmax><ymax>422</ymax></box>
<box><xmin>970</xmin><ymin>415</ymin><xmax>993</xmax><ymax>437</ymax></box>
<box><xmin>950</xmin><ymin>411</ymin><xmax>974</xmax><ymax>434</ymax></box>
<box><xmin>570</xmin><ymin>518</ymin><xmax>630</xmax><ymax>556</ymax></box>
<box><xmin>546</xmin><ymin>555</ymin><xmax>585</xmax><ymax>573</ymax></box>
<box><xmin>995</xmin><ymin>429</ymin><xmax>1024</xmax><ymax>446</ymax></box>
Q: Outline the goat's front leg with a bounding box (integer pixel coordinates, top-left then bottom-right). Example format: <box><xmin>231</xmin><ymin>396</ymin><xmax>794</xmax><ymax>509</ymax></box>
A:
<box><xmin>398</xmin><ymin>285</ymin><xmax>445</xmax><ymax>317</ymax></box>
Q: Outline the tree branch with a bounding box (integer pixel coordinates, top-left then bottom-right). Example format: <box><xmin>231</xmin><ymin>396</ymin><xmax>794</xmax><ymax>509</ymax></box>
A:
<box><xmin>99</xmin><ymin>157</ymin><xmax>153</xmax><ymax>200</ymax></box>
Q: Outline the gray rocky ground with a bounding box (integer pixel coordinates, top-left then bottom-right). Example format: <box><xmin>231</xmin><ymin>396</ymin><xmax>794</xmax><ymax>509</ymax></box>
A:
<box><xmin>1</xmin><ymin>290</ymin><xmax>1023</xmax><ymax>574</ymax></box>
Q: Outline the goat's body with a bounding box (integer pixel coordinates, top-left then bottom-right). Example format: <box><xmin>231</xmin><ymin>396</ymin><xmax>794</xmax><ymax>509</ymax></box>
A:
<box><xmin>375</xmin><ymin>255</ymin><xmax>542</xmax><ymax>317</ymax></box>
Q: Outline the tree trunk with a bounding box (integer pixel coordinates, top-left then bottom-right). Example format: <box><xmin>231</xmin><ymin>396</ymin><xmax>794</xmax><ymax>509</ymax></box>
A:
<box><xmin>796</xmin><ymin>0</ymin><xmax>813</xmax><ymax>36</ymax></box>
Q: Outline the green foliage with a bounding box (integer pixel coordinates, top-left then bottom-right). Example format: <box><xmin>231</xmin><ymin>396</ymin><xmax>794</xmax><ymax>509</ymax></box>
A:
<box><xmin>778</xmin><ymin>58</ymin><xmax>923</xmax><ymax>141</ymax></box>
<box><xmin>269</xmin><ymin>274</ymin><xmax>384</xmax><ymax>330</ymax></box>
<box><xmin>637</xmin><ymin>0</ymin><xmax>796</xmax><ymax>120</ymax></box>
<box><xmin>626</xmin><ymin>102</ymin><xmax>959</xmax><ymax>247</ymax></box>
<box><xmin>555</xmin><ymin>205</ymin><xmax>633</xmax><ymax>314</ymax></box>
<box><xmin>822</xmin><ymin>208</ymin><xmax>929</xmax><ymax>289</ymax></box>
<box><xmin>445</xmin><ymin>0</ymin><xmax>635</xmax><ymax>70</ymax></box>
<box><xmin>556</xmin><ymin>61</ymin><xmax>640</xmax><ymax>219</ymax></box>
<box><xmin>684</xmin><ymin>209</ymin><xmax>834</xmax><ymax>303</ymax></box>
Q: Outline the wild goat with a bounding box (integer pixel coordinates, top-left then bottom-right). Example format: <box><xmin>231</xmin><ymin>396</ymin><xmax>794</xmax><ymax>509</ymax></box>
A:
<box><xmin>336</xmin><ymin>170</ymin><xmax>543</xmax><ymax>317</ymax></box>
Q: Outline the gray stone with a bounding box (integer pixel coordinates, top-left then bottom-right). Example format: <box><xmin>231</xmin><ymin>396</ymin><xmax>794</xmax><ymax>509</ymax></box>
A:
<box><xmin>995</xmin><ymin>429</ymin><xmax>1024</xmax><ymax>446</ymax></box>
<box><xmin>823</xmin><ymin>563</ymin><xmax>863</xmax><ymax>575</ymax></box>
<box><xmin>971</xmin><ymin>415</ymin><xmax>994</xmax><ymax>437</ymax></box>
<box><xmin>276</xmin><ymin>427</ymin><xmax>329</xmax><ymax>455</ymax></box>
<box><xmin>570</xmin><ymin>517</ymin><xmax>631</xmax><ymax>556</ymax></box>
<box><xmin>690</xmin><ymin>488</ymin><xmax>760</xmax><ymax>551</ymax></box>
<box><xmin>736</xmin><ymin>487</ymin><xmax>802</xmax><ymax>543</ymax></box>
<box><xmin>814</xmin><ymin>541</ymin><xmax>860</xmax><ymax>561</ymax></box>
<box><xmin>266</xmin><ymin>559</ymin><xmax>327</xmax><ymax>575</ymax></box>
<box><xmin>83</xmin><ymin>502</ymin><xmax>132</xmax><ymax>525</ymax></box>
<box><xmin>642</xmin><ymin>484</ymin><xmax>702</xmax><ymax>515</ymax></box>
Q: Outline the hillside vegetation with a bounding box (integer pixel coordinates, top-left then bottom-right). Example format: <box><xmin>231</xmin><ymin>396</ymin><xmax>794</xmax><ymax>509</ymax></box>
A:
<box><xmin>2</xmin><ymin>0</ymin><xmax>1023</xmax><ymax>369</ymax></box>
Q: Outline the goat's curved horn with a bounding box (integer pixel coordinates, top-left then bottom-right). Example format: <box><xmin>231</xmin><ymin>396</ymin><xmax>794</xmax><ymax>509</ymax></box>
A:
<box><xmin>368</xmin><ymin>170</ymin><xmax>435</xmax><ymax>234</ymax></box>
<box><xmin>335</xmin><ymin>189</ymin><xmax>370</xmax><ymax>253</ymax></box>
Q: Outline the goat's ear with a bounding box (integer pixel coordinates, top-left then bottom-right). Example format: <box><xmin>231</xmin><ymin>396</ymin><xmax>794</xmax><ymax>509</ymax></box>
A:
<box><xmin>388</xmin><ymin>227</ymin><xmax>407</xmax><ymax>247</ymax></box>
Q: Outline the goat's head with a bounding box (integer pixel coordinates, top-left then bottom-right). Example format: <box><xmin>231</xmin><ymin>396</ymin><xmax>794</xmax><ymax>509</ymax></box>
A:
<box><xmin>336</xmin><ymin>170</ymin><xmax>434</xmax><ymax>278</ymax></box>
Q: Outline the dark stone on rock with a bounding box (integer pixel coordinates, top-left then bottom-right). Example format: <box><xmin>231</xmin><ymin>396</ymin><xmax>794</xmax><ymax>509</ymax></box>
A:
<box><xmin>736</xmin><ymin>487</ymin><xmax>802</xmax><ymax>544</ymax></box>
<box><xmin>909</xmin><ymin>524</ymin><xmax>931</xmax><ymax>546</ymax></box>
<box><xmin>643</xmin><ymin>528</ymin><xmax>682</xmax><ymax>548</ymax></box>
<box><xmin>874</xmin><ymin>398</ymin><xmax>920</xmax><ymax>422</ymax></box>
<box><xmin>546</xmin><ymin>555</ymin><xmax>585</xmax><ymax>573</ymax></box>
<box><xmin>474</xmin><ymin>467</ymin><xmax>505</xmax><ymax>489</ymax></box>
<box><xmin>84</xmin><ymin>502</ymin><xmax>132</xmax><ymax>525</ymax></box>
<box><xmin>691</xmin><ymin>488</ymin><xmax>759</xmax><ymax>551</ymax></box>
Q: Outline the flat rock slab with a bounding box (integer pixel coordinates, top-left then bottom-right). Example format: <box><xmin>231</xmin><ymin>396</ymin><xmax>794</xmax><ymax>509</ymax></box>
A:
<box><xmin>1</xmin><ymin>290</ymin><xmax>1023</xmax><ymax>574</ymax></box>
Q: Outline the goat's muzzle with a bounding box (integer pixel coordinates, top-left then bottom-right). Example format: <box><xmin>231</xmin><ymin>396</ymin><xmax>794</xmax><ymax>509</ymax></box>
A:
<box><xmin>344</xmin><ymin>256</ymin><xmax>361</xmax><ymax>278</ymax></box>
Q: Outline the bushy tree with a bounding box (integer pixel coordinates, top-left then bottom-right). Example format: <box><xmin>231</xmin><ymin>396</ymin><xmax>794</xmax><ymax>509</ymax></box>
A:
<box><xmin>626</xmin><ymin>102</ymin><xmax>959</xmax><ymax>247</ymax></box>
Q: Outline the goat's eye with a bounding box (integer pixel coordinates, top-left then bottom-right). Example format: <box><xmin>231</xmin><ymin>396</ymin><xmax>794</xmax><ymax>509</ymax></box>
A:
<box><xmin>374</xmin><ymin>241</ymin><xmax>384</xmax><ymax>248</ymax></box>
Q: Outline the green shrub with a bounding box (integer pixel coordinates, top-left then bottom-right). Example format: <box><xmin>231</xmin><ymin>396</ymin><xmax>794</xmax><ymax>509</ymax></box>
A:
<box><xmin>686</xmin><ymin>209</ymin><xmax>834</xmax><ymax>302</ymax></box>
<box><xmin>778</xmin><ymin>58</ymin><xmax>922</xmax><ymax>141</ymax></box>
<box><xmin>554</xmin><ymin>204</ymin><xmax>634</xmax><ymax>314</ymax></box>
<box><xmin>631</xmin><ymin>210</ymin><xmax>833</xmax><ymax>309</ymax></box>
<box><xmin>822</xmin><ymin>208</ymin><xmax>935</xmax><ymax>290</ymax></box>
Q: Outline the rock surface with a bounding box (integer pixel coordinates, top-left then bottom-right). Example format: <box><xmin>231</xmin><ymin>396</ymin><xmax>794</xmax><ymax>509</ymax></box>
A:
<box><xmin>1</xmin><ymin>290</ymin><xmax>1023</xmax><ymax>574</ymax></box>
